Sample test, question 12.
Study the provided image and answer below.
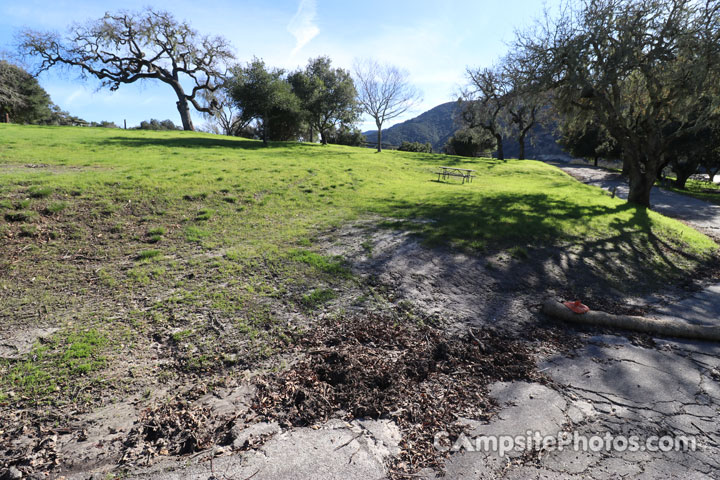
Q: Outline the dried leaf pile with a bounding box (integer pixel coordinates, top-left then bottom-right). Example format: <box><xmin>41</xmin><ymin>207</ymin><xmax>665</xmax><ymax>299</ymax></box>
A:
<box><xmin>252</xmin><ymin>312</ymin><xmax>546</xmax><ymax>475</ymax></box>
<box><xmin>120</xmin><ymin>399</ymin><xmax>231</xmax><ymax>466</ymax></box>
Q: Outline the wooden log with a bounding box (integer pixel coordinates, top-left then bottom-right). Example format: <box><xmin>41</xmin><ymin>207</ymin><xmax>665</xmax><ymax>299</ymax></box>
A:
<box><xmin>542</xmin><ymin>299</ymin><xmax>720</xmax><ymax>342</ymax></box>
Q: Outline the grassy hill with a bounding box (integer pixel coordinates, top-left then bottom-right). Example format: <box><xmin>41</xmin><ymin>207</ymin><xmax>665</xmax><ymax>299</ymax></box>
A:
<box><xmin>0</xmin><ymin>125</ymin><xmax>715</xmax><ymax>473</ymax></box>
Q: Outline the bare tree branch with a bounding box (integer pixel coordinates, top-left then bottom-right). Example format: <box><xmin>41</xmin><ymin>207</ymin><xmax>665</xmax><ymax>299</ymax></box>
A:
<box><xmin>353</xmin><ymin>59</ymin><xmax>421</xmax><ymax>152</ymax></box>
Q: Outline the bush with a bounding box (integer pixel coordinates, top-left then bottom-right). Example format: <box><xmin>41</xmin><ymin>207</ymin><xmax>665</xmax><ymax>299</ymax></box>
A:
<box><xmin>398</xmin><ymin>141</ymin><xmax>433</xmax><ymax>153</ymax></box>
<box><xmin>327</xmin><ymin>125</ymin><xmax>365</xmax><ymax>146</ymax></box>
<box><xmin>137</xmin><ymin>119</ymin><xmax>181</xmax><ymax>130</ymax></box>
<box><xmin>444</xmin><ymin>129</ymin><xmax>495</xmax><ymax>157</ymax></box>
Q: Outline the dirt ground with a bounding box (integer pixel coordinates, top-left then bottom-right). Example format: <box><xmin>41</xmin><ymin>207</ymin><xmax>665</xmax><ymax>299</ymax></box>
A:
<box><xmin>2</xmin><ymin>217</ymin><xmax>720</xmax><ymax>479</ymax></box>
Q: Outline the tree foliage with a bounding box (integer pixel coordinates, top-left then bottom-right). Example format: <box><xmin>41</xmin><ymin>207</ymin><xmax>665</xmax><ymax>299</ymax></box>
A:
<box><xmin>200</xmin><ymin>88</ymin><xmax>249</xmax><ymax>136</ymax></box>
<box><xmin>0</xmin><ymin>60</ymin><xmax>53</xmax><ymax>123</ymax></box>
<box><xmin>227</xmin><ymin>58</ymin><xmax>302</xmax><ymax>145</ymax></box>
<box><xmin>18</xmin><ymin>8</ymin><xmax>233</xmax><ymax>131</ymax></box>
<box><xmin>444</xmin><ymin>128</ymin><xmax>496</xmax><ymax>157</ymax></box>
<box><xmin>513</xmin><ymin>0</ymin><xmax>720</xmax><ymax>206</ymax></box>
<box><xmin>557</xmin><ymin>117</ymin><xmax>620</xmax><ymax>166</ymax></box>
<box><xmin>397</xmin><ymin>141</ymin><xmax>433</xmax><ymax>153</ymax></box>
<box><xmin>137</xmin><ymin>119</ymin><xmax>181</xmax><ymax>130</ymax></box>
<box><xmin>459</xmin><ymin>66</ymin><xmax>510</xmax><ymax>160</ymax></box>
<box><xmin>289</xmin><ymin>57</ymin><xmax>359</xmax><ymax>144</ymax></box>
<box><xmin>326</xmin><ymin>124</ymin><xmax>365</xmax><ymax>146</ymax></box>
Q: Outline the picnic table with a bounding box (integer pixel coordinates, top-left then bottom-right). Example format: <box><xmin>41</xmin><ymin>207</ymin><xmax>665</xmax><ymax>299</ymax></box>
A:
<box><xmin>435</xmin><ymin>166</ymin><xmax>476</xmax><ymax>184</ymax></box>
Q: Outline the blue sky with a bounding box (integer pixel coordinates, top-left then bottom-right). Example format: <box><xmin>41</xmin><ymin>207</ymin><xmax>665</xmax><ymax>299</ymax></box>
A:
<box><xmin>0</xmin><ymin>0</ymin><xmax>558</xmax><ymax>130</ymax></box>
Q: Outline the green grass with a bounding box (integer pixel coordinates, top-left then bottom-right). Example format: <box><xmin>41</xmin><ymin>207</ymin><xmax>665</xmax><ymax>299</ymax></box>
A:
<box><xmin>5</xmin><ymin>210</ymin><xmax>35</xmax><ymax>222</ymax></box>
<box><xmin>44</xmin><ymin>201</ymin><xmax>68</xmax><ymax>215</ymax></box>
<box><xmin>663</xmin><ymin>177</ymin><xmax>720</xmax><ymax>205</ymax></box>
<box><xmin>137</xmin><ymin>249</ymin><xmax>161</xmax><ymax>260</ymax></box>
<box><xmin>28</xmin><ymin>185</ymin><xmax>52</xmax><ymax>198</ymax></box>
<box><xmin>3</xmin><ymin>328</ymin><xmax>108</xmax><ymax>401</ymax></box>
<box><xmin>302</xmin><ymin>288</ymin><xmax>337</xmax><ymax>307</ymax></box>
<box><xmin>0</xmin><ymin>124</ymin><xmax>716</xmax><ymax>406</ymax></box>
<box><xmin>0</xmin><ymin>125</ymin><xmax>714</xmax><ymax>259</ymax></box>
<box><xmin>288</xmin><ymin>249</ymin><xmax>349</xmax><ymax>276</ymax></box>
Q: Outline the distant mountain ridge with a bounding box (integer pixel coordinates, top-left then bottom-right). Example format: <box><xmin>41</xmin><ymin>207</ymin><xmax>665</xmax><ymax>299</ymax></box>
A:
<box><xmin>363</xmin><ymin>101</ymin><xmax>567</xmax><ymax>158</ymax></box>
<box><xmin>363</xmin><ymin>102</ymin><xmax>460</xmax><ymax>152</ymax></box>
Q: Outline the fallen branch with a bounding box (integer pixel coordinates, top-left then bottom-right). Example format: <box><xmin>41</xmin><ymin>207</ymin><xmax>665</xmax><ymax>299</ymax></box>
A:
<box><xmin>542</xmin><ymin>300</ymin><xmax>720</xmax><ymax>342</ymax></box>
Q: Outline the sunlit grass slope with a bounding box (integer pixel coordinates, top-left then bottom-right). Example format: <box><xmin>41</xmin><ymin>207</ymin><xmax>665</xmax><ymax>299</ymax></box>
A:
<box><xmin>0</xmin><ymin>124</ymin><xmax>714</xmax><ymax>257</ymax></box>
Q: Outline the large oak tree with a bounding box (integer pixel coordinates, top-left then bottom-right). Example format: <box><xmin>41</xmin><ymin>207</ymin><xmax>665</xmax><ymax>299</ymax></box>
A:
<box><xmin>514</xmin><ymin>0</ymin><xmax>720</xmax><ymax>206</ymax></box>
<box><xmin>18</xmin><ymin>8</ymin><xmax>234</xmax><ymax>131</ymax></box>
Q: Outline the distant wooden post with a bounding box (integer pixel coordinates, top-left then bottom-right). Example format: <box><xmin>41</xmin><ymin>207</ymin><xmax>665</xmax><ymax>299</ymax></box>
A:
<box><xmin>124</xmin><ymin>119</ymin><xmax>127</xmax><ymax>129</ymax></box>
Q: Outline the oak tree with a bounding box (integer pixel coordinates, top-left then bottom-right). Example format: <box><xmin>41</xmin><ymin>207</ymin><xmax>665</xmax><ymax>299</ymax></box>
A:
<box><xmin>514</xmin><ymin>0</ymin><xmax>720</xmax><ymax>206</ymax></box>
<box><xmin>18</xmin><ymin>8</ymin><xmax>234</xmax><ymax>131</ymax></box>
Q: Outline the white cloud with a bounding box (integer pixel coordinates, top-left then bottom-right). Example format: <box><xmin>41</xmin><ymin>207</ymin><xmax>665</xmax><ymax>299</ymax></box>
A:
<box><xmin>287</xmin><ymin>0</ymin><xmax>319</xmax><ymax>56</ymax></box>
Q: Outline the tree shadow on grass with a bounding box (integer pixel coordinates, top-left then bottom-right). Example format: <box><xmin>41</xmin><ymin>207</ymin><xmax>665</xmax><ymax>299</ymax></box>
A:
<box><xmin>377</xmin><ymin>192</ymin><xmax>707</xmax><ymax>295</ymax></box>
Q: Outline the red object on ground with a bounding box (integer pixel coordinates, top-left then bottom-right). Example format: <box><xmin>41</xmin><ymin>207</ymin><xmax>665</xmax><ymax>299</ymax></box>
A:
<box><xmin>563</xmin><ymin>300</ymin><xmax>590</xmax><ymax>314</ymax></box>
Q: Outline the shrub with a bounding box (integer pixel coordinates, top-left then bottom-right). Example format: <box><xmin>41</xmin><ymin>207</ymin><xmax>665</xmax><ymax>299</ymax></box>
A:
<box><xmin>443</xmin><ymin>129</ymin><xmax>496</xmax><ymax>157</ymax></box>
<box><xmin>398</xmin><ymin>141</ymin><xmax>433</xmax><ymax>153</ymax></box>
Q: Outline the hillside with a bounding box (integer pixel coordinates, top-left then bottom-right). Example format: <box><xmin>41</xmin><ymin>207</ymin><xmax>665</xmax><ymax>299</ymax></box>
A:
<box><xmin>364</xmin><ymin>101</ymin><xmax>568</xmax><ymax>158</ymax></box>
<box><xmin>0</xmin><ymin>125</ymin><xmax>715</xmax><ymax>477</ymax></box>
<box><xmin>363</xmin><ymin>102</ymin><xmax>459</xmax><ymax>152</ymax></box>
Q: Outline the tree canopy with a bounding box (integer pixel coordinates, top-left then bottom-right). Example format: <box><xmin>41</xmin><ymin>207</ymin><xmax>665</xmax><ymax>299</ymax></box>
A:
<box><xmin>227</xmin><ymin>58</ymin><xmax>302</xmax><ymax>145</ymax></box>
<box><xmin>289</xmin><ymin>57</ymin><xmax>360</xmax><ymax>144</ymax></box>
<box><xmin>513</xmin><ymin>0</ymin><xmax>720</xmax><ymax>206</ymax></box>
<box><xmin>0</xmin><ymin>60</ymin><xmax>53</xmax><ymax>124</ymax></box>
<box><xmin>18</xmin><ymin>8</ymin><xmax>234</xmax><ymax>131</ymax></box>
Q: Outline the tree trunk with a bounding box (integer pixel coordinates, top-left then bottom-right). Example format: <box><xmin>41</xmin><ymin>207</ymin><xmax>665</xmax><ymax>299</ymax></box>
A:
<box><xmin>376</xmin><ymin>122</ymin><xmax>383</xmax><ymax>152</ymax></box>
<box><xmin>627</xmin><ymin>168</ymin><xmax>655</xmax><ymax>206</ymax></box>
<box><xmin>518</xmin><ymin>133</ymin><xmax>526</xmax><ymax>160</ymax></box>
<box><xmin>320</xmin><ymin>129</ymin><xmax>328</xmax><ymax>145</ymax></box>
<box><xmin>495</xmin><ymin>134</ymin><xmax>504</xmax><ymax>160</ymax></box>
<box><xmin>176</xmin><ymin>97</ymin><xmax>194</xmax><ymax>131</ymax></box>
<box><xmin>674</xmin><ymin>174</ymin><xmax>690</xmax><ymax>190</ymax></box>
<box><xmin>262</xmin><ymin>115</ymin><xmax>268</xmax><ymax>147</ymax></box>
<box><xmin>593</xmin><ymin>155</ymin><xmax>599</xmax><ymax>167</ymax></box>
<box><xmin>621</xmin><ymin>157</ymin><xmax>630</xmax><ymax>176</ymax></box>
<box><xmin>626</xmin><ymin>147</ymin><xmax>663</xmax><ymax>207</ymax></box>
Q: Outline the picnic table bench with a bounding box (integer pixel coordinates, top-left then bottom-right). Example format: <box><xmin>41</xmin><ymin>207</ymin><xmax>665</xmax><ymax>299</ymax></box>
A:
<box><xmin>435</xmin><ymin>166</ymin><xmax>476</xmax><ymax>184</ymax></box>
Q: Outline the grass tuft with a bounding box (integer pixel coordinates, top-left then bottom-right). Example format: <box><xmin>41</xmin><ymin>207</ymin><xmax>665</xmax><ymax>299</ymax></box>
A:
<box><xmin>288</xmin><ymin>249</ymin><xmax>349</xmax><ymax>276</ymax></box>
<box><xmin>44</xmin><ymin>201</ymin><xmax>67</xmax><ymax>215</ymax></box>
<box><xmin>302</xmin><ymin>288</ymin><xmax>337</xmax><ymax>307</ymax></box>
<box><xmin>195</xmin><ymin>208</ymin><xmax>214</xmax><ymax>221</ymax></box>
<box><xmin>5</xmin><ymin>211</ymin><xmax>35</xmax><ymax>222</ymax></box>
<box><xmin>28</xmin><ymin>186</ymin><xmax>52</xmax><ymax>198</ymax></box>
<box><xmin>137</xmin><ymin>249</ymin><xmax>161</xmax><ymax>260</ymax></box>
